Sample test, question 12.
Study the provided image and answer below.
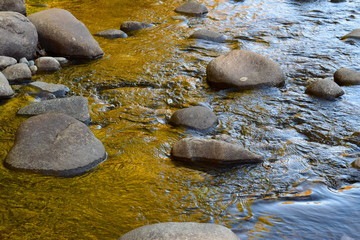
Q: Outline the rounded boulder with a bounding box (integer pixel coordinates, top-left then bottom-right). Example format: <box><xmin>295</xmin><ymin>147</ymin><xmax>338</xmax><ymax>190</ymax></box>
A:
<box><xmin>305</xmin><ymin>79</ymin><xmax>344</xmax><ymax>100</ymax></box>
<box><xmin>334</xmin><ymin>67</ymin><xmax>360</xmax><ymax>86</ymax></box>
<box><xmin>174</xmin><ymin>1</ymin><xmax>208</xmax><ymax>16</ymax></box>
<box><xmin>0</xmin><ymin>72</ymin><xmax>14</xmax><ymax>98</ymax></box>
<box><xmin>169</xmin><ymin>106</ymin><xmax>218</xmax><ymax>130</ymax></box>
<box><xmin>35</xmin><ymin>57</ymin><xmax>61</xmax><ymax>72</ymax></box>
<box><xmin>0</xmin><ymin>0</ymin><xmax>26</xmax><ymax>15</ymax></box>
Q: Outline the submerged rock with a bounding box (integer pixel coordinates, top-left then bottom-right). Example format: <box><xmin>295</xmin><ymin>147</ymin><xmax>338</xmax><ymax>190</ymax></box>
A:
<box><xmin>334</xmin><ymin>68</ymin><xmax>360</xmax><ymax>86</ymax></box>
<box><xmin>95</xmin><ymin>29</ymin><xmax>128</xmax><ymax>39</ymax></box>
<box><xmin>0</xmin><ymin>56</ymin><xmax>17</xmax><ymax>70</ymax></box>
<box><xmin>120</xmin><ymin>21</ymin><xmax>154</xmax><ymax>33</ymax></box>
<box><xmin>175</xmin><ymin>1</ymin><xmax>208</xmax><ymax>16</ymax></box>
<box><xmin>190</xmin><ymin>29</ymin><xmax>227</xmax><ymax>43</ymax></box>
<box><xmin>169</xmin><ymin>106</ymin><xmax>218</xmax><ymax>130</ymax></box>
<box><xmin>171</xmin><ymin>137</ymin><xmax>263</xmax><ymax>166</ymax></box>
<box><xmin>29</xmin><ymin>81</ymin><xmax>70</xmax><ymax>98</ymax></box>
<box><xmin>305</xmin><ymin>79</ymin><xmax>344</xmax><ymax>100</ymax></box>
<box><xmin>206</xmin><ymin>50</ymin><xmax>285</xmax><ymax>89</ymax></box>
<box><xmin>4</xmin><ymin>113</ymin><xmax>106</xmax><ymax>177</ymax></box>
<box><xmin>0</xmin><ymin>72</ymin><xmax>14</xmax><ymax>98</ymax></box>
<box><xmin>28</xmin><ymin>8</ymin><xmax>104</xmax><ymax>59</ymax></box>
<box><xmin>120</xmin><ymin>222</ymin><xmax>240</xmax><ymax>240</ymax></box>
<box><xmin>35</xmin><ymin>57</ymin><xmax>61</xmax><ymax>72</ymax></box>
<box><xmin>2</xmin><ymin>63</ymin><xmax>32</xmax><ymax>84</ymax></box>
<box><xmin>341</xmin><ymin>29</ymin><xmax>360</xmax><ymax>40</ymax></box>
<box><xmin>0</xmin><ymin>0</ymin><xmax>26</xmax><ymax>15</ymax></box>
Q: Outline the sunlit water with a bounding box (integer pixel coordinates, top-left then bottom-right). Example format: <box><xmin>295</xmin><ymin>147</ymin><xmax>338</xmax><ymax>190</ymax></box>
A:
<box><xmin>1</xmin><ymin>0</ymin><xmax>360</xmax><ymax>239</ymax></box>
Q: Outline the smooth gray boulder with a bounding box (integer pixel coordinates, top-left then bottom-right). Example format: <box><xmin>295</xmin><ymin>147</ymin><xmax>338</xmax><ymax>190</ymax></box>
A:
<box><xmin>190</xmin><ymin>29</ymin><xmax>227</xmax><ymax>43</ymax></box>
<box><xmin>17</xmin><ymin>96</ymin><xmax>90</xmax><ymax>123</ymax></box>
<box><xmin>171</xmin><ymin>137</ymin><xmax>263</xmax><ymax>166</ymax></box>
<box><xmin>352</xmin><ymin>158</ymin><xmax>360</xmax><ymax>169</ymax></box>
<box><xmin>29</xmin><ymin>81</ymin><xmax>70</xmax><ymax>98</ymax></box>
<box><xmin>0</xmin><ymin>0</ymin><xmax>26</xmax><ymax>15</ymax></box>
<box><xmin>175</xmin><ymin>1</ymin><xmax>208</xmax><ymax>16</ymax></box>
<box><xmin>2</xmin><ymin>63</ymin><xmax>32</xmax><ymax>84</ymax></box>
<box><xmin>0</xmin><ymin>72</ymin><xmax>14</xmax><ymax>98</ymax></box>
<box><xmin>95</xmin><ymin>29</ymin><xmax>128</xmax><ymax>39</ymax></box>
<box><xmin>120</xmin><ymin>222</ymin><xmax>240</xmax><ymax>240</ymax></box>
<box><xmin>4</xmin><ymin>113</ymin><xmax>106</xmax><ymax>177</ymax></box>
<box><xmin>334</xmin><ymin>68</ymin><xmax>360</xmax><ymax>86</ymax></box>
<box><xmin>206</xmin><ymin>50</ymin><xmax>286</xmax><ymax>89</ymax></box>
<box><xmin>169</xmin><ymin>106</ymin><xmax>218</xmax><ymax>130</ymax></box>
<box><xmin>35</xmin><ymin>57</ymin><xmax>61</xmax><ymax>72</ymax></box>
<box><xmin>28</xmin><ymin>8</ymin><xmax>104</xmax><ymax>59</ymax></box>
<box><xmin>305</xmin><ymin>79</ymin><xmax>344</xmax><ymax>100</ymax></box>
<box><xmin>341</xmin><ymin>29</ymin><xmax>360</xmax><ymax>40</ymax></box>
<box><xmin>120</xmin><ymin>21</ymin><xmax>154</xmax><ymax>33</ymax></box>
<box><xmin>0</xmin><ymin>56</ymin><xmax>17</xmax><ymax>70</ymax></box>
<box><xmin>0</xmin><ymin>12</ymin><xmax>38</xmax><ymax>60</ymax></box>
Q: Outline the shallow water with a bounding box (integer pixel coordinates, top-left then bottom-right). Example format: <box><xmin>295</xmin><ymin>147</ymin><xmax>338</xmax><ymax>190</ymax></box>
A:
<box><xmin>1</xmin><ymin>0</ymin><xmax>360</xmax><ymax>239</ymax></box>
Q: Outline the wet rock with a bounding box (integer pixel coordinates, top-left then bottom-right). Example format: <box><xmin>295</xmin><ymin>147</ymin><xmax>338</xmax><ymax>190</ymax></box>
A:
<box><xmin>2</xmin><ymin>63</ymin><xmax>31</xmax><ymax>84</ymax></box>
<box><xmin>334</xmin><ymin>68</ymin><xmax>360</xmax><ymax>86</ymax></box>
<box><xmin>341</xmin><ymin>29</ymin><xmax>360</xmax><ymax>40</ymax></box>
<box><xmin>190</xmin><ymin>29</ymin><xmax>227</xmax><ymax>43</ymax></box>
<box><xmin>53</xmin><ymin>57</ymin><xmax>69</xmax><ymax>66</ymax></box>
<box><xmin>119</xmin><ymin>222</ymin><xmax>240</xmax><ymax>240</ymax></box>
<box><xmin>29</xmin><ymin>81</ymin><xmax>70</xmax><ymax>98</ymax></box>
<box><xmin>95</xmin><ymin>29</ymin><xmax>128</xmax><ymax>39</ymax></box>
<box><xmin>4</xmin><ymin>113</ymin><xmax>106</xmax><ymax>177</ymax></box>
<box><xmin>0</xmin><ymin>12</ymin><xmax>38</xmax><ymax>60</ymax></box>
<box><xmin>0</xmin><ymin>72</ymin><xmax>14</xmax><ymax>98</ymax></box>
<box><xmin>206</xmin><ymin>50</ymin><xmax>286</xmax><ymax>89</ymax></box>
<box><xmin>35</xmin><ymin>57</ymin><xmax>61</xmax><ymax>72</ymax></box>
<box><xmin>18</xmin><ymin>96</ymin><xmax>90</xmax><ymax>123</ymax></box>
<box><xmin>171</xmin><ymin>137</ymin><xmax>263</xmax><ymax>166</ymax></box>
<box><xmin>28</xmin><ymin>8</ymin><xmax>104</xmax><ymax>59</ymax></box>
<box><xmin>305</xmin><ymin>79</ymin><xmax>344</xmax><ymax>100</ymax></box>
<box><xmin>174</xmin><ymin>1</ymin><xmax>208</xmax><ymax>16</ymax></box>
<box><xmin>120</xmin><ymin>21</ymin><xmax>154</xmax><ymax>33</ymax></box>
<box><xmin>0</xmin><ymin>56</ymin><xmax>17</xmax><ymax>70</ymax></box>
<box><xmin>0</xmin><ymin>0</ymin><xmax>26</xmax><ymax>15</ymax></box>
<box><xmin>169</xmin><ymin>106</ymin><xmax>218</xmax><ymax>130</ymax></box>
<box><xmin>346</xmin><ymin>132</ymin><xmax>360</xmax><ymax>146</ymax></box>
<box><xmin>352</xmin><ymin>158</ymin><xmax>360</xmax><ymax>169</ymax></box>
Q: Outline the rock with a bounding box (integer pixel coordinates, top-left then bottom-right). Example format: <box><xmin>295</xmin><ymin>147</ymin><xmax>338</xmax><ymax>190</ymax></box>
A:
<box><xmin>174</xmin><ymin>1</ymin><xmax>208</xmax><ymax>16</ymax></box>
<box><xmin>2</xmin><ymin>63</ymin><xmax>31</xmax><ymax>84</ymax></box>
<box><xmin>171</xmin><ymin>137</ymin><xmax>263</xmax><ymax>166</ymax></box>
<box><xmin>206</xmin><ymin>50</ymin><xmax>286</xmax><ymax>89</ymax></box>
<box><xmin>352</xmin><ymin>158</ymin><xmax>360</xmax><ymax>169</ymax></box>
<box><xmin>120</xmin><ymin>21</ymin><xmax>154</xmax><ymax>33</ymax></box>
<box><xmin>95</xmin><ymin>29</ymin><xmax>128</xmax><ymax>39</ymax></box>
<box><xmin>29</xmin><ymin>81</ymin><xmax>70</xmax><ymax>98</ymax></box>
<box><xmin>119</xmin><ymin>222</ymin><xmax>240</xmax><ymax>240</ymax></box>
<box><xmin>19</xmin><ymin>57</ymin><xmax>29</xmax><ymax>66</ymax></box>
<box><xmin>346</xmin><ymin>132</ymin><xmax>360</xmax><ymax>145</ymax></box>
<box><xmin>28</xmin><ymin>60</ymin><xmax>35</xmax><ymax>67</ymax></box>
<box><xmin>29</xmin><ymin>65</ymin><xmax>37</xmax><ymax>75</ymax></box>
<box><xmin>0</xmin><ymin>72</ymin><xmax>14</xmax><ymax>98</ymax></box>
<box><xmin>35</xmin><ymin>57</ymin><xmax>61</xmax><ymax>72</ymax></box>
<box><xmin>0</xmin><ymin>0</ymin><xmax>26</xmax><ymax>15</ymax></box>
<box><xmin>17</xmin><ymin>96</ymin><xmax>90</xmax><ymax>123</ymax></box>
<box><xmin>341</xmin><ymin>29</ymin><xmax>360</xmax><ymax>40</ymax></box>
<box><xmin>169</xmin><ymin>106</ymin><xmax>218</xmax><ymax>130</ymax></box>
<box><xmin>305</xmin><ymin>79</ymin><xmax>344</xmax><ymax>100</ymax></box>
<box><xmin>28</xmin><ymin>8</ymin><xmax>104</xmax><ymax>59</ymax></box>
<box><xmin>190</xmin><ymin>29</ymin><xmax>227</xmax><ymax>43</ymax></box>
<box><xmin>0</xmin><ymin>56</ymin><xmax>17</xmax><ymax>70</ymax></box>
<box><xmin>0</xmin><ymin>12</ymin><xmax>38</xmax><ymax>60</ymax></box>
<box><xmin>334</xmin><ymin>68</ymin><xmax>360</xmax><ymax>86</ymax></box>
<box><xmin>53</xmin><ymin>57</ymin><xmax>69</xmax><ymax>66</ymax></box>
<box><xmin>4</xmin><ymin>113</ymin><xmax>106</xmax><ymax>177</ymax></box>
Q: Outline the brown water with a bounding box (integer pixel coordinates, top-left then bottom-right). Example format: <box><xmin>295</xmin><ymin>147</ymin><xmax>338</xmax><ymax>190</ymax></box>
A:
<box><xmin>1</xmin><ymin>0</ymin><xmax>360</xmax><ymax>239</ymax></box>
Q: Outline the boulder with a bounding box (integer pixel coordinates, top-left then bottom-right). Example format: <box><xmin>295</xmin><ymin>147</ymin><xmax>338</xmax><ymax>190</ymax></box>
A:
<box><xmin>35</xmin><ymin>57</ymin><xmax>61</xmax><ymax>72</ymax></box>
<box><xmin>19</xmin><ymin>57</ymin><xmax>29</xmax><ymax>66</ymax></box>
<box><xmin>53</xmin><ymin>57</ymin><xmax>69</xmax><ymax>66</ymax></box>
<box><xmin>120</xmin><ymin>21</ymin><xmax>154</xmax><ymax>33</ymax></box>
<box><xmin>2</xmin><ymin>63</ymin><xmax>32</xmax><ymax>84</ymax></box>
<box><xmin>174</xmin><ymin>1</ymin><xmax>208</xmax><ymax>16</ymax></box>
<box><xmin>334</xmin><ymin>68</ymin><xmax>360</xmax><ymax>85</ymax></box>
<box><xmin>0</xmin><ymin>0</ymin><xmax>26</xmax><ymax>15</ymax></box>
<box><xmin>169</xmin><ymin>106</ymin><xmax>218</xmax><ymax>130</ymax></box>
<box><xmin>95</xmin><ymin>29</ymin><xmax>128</xmax><ymax>39</ymax></box>
<box><xmin>17</xmin><ymin>96</ymin><xmax>90</xmax><ymax>123</ymax></box>
<box><xmin>206</xmin><ymin>50</ymin><xmax>286</xmax><ymax>89</ymax></box>
<box><xmin>341</xmin><ymin>29</ymin><xmax>360</xmax><ymax>40</ymax></box>
<box><xmin>0</xmin><ymin>12</ymin><xmax>38</xmax><ymax>60</ymax></box>
<box><xmin>305</xmin><ymin>79</ymin><xmax>344</xmax><ymax>100</ymax></box>
<box><xmin>119</xmin><ymin>222</ymin><xmax>240</xmax><ymax>240</ymax></box>
<box><xmin>171</xmin><ymin>137</ymin><xmax>263</xmax><ymax>166</ymax></box>
<box><xmin>4</xmin><ymin>113</ymin><xmax>106</xmax><ymax>177</ymax></box>
<box><xmin>0</xmin><ymin>72</ymin><xmax>14</xmax><ymax>98</ymax></box>
<box><xmin>0</xmin><ymin>56</ymin><xmax>17</xmax><ymax>70</ymax></box>
<box><xmin>352</xmin><ymin>158</ymin><xmax>360</xmax><ymax>169</ymax></box>
<box><xmin>190</xmin><ymin>29</ymin><xmax>227</xmax><ymax>43</ymax></box>
<box><xmin>28</xmin><ymin>8</ymin><xmax>104</xmax><ymax>59</ymax></box>
<box><xmin>29</xmin><ymin>81</ymin><xmax>70</xmax><ymax>98</ymax></box>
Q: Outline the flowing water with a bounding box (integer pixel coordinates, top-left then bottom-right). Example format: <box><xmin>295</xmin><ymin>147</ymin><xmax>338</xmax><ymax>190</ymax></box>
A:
<box><xmin>1</xmin><ymin>0</ymin><xmax>360</xmax><ymax>239</ymax></box>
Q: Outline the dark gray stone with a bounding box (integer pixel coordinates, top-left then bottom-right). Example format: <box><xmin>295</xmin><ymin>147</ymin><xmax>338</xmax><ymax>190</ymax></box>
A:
<box><xmin>341</xmin><ymin>29</ymin><xmax>360</xmax><ymax>40</ymax></box>
<box><xmin>0</xmin><ymin>72</ymin><xmax>14</xmax><ymax>98</ymax></box>
<box><xmin>352</xmin><ymin>158</ymin><xmax>360</xmax><ymax>169</ymax></box>
<box><xmin>0</xmin><ymin>12</ymin><xmax>38</xmax><ymax>60</ymax></box>
<box><xmin>35</xmin><ymin>57</ymin><xmax>61</xmax><ymax>72</ymax></box>
<box><xmin>29</xmin><ymin>81</ymin><xmax>70</xmax><ymax>98</ymax></box>
<box><xmin>28</xmin><ymin>8</ymin><xmax>104</xmax><ymax>60</ymax></box>
<box><xmin>0</xmin><ymin>0</ymin><xmax>26</xmax><ymax>15</ymax></box>
<box><xmin>175</xmin><ymin>1</ymin><xmax>208</xmax><ymax>16</ymax></box>
<box><xmin>334</xmin><ymin>68</ymin><xmax>360</xmax><ymax>86</ymax></box>
<box><xmin>119</xmin><ymin>222</ymin><xmax>240</xmax><ymax>240</ymax></box>
<box><xmin>2</xmin><ymin>63</ymin><xmax>31</xmax><ymax>84</ymax></box>
<box><xmin>17</xmin><ymin>96</ymin><xmax>90</xmax><ymax>123</ymax></box>
<box><xmin>206</xmin><ymin>50</ymin><xmax>286</xmax><ymax>89</ymax></box>
<box><xmin>95</xmin><ymin>29</ymin><xmax>128</xmax><ymax>39</ymax></box>
<box><xmin>169</xmin><ymin>106</ymin><xmax>218</xmax><ymax>130</ymax></box>
<box><xmin>305</xmin><ymin>79</ymin><xmax>344</xmax><ymax>100</ymax></box>
<box><xmin>120</xmin><ymin>21</ymin><xmax>154</xmax><ymax>33</ymax></box>
<box><xmin>4</xmin><ymin>113</ymin><xmax>106</xmax><ymax>177</ymax></box>
<box><xmin>171</xmin><ymin>137</ymin><xmax>263</xmax><ymax>166</ymax></box>
<box><xmin>0</xmin><ymin>56</ymin><xmax>17</xmax><ymax>70</ymax></box>
<box><xmin>190</xmin><ymin>29</ymin><xmax>227</xmax><ymax>43</ymax></box>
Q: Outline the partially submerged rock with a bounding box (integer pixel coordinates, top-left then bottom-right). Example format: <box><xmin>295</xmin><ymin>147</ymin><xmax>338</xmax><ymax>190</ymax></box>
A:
<box><xmin>341</xmin><ymin>29</ymin><xmax>360</xmax><ymax>40</ymax></box>
<box><xmin>334</xmin><ymin>68</ymin><xmax>360</xmax><ymax>86</ymax></box>
<box><xmin>4</xmin><ymin>113</ymin><xmax>106</xmax><ymax>177</ymax></box>
<box><xmin>120</xmin><ymin>222</ymin><xmax>240</xmax><ymax>240</ymax></box>
<box><xmin>35</xmin><ymin>57</ymin><xmax>61</xmax><ymax>72</ymax></box>
<box><xmin>120</xmin><ymin>21</ymin><xmax>154</xmax><ymax>33</ymax></box>
<box><xmin>352</xmin><ymin>158</ymin><xmax>360</xmax><ymax>169</ymax></box>
<box><xmin>0</xmin><ymin>56</ymin><xmax>17</xmax><ymax>70</ymax></box>
<box><xmin>0</xmin><ymin>0</ymin><xmax>26</xmax><ymax>15</ymax></box>
<box><xmin>171</xmin><ymin>137</ymin><xmax>263</xmax><ymax>166</ymax></box>
<box><xmin>190</xmin><ymin>29</ymin><xmax>227</xmax><ymax>43</ymax></box>
<box><xmin>0</xmin><ymin>72</ymin><xmax>14</xmax><ymax>98</ymax></box>
<box><xmin>2</xmin><ymin>63</ymin><xmax>32</xmax><ymax>84</ymax></box>
<box><xmin>169</xmin><ymin>106</ymin><xmax>218</xmax><ymax>130</ymax></box>
<box><xmin>95</xmin><ymin>29</ymin><xmax>128</xmax><ymax>39</ymax></box>
<box><xmin>175</xmin><ymin>1</ymin><xmax>208</xmax><ymax>16</ymax></box>
<box><xmin>29</xmin><ymin>81</ymin><xmax>70</xmax><ymax>98</ymax></box>
<box><xmin>305</xmin><ymin>79</ymin><xmax>344</xmax><ymax>100</ymax></box>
